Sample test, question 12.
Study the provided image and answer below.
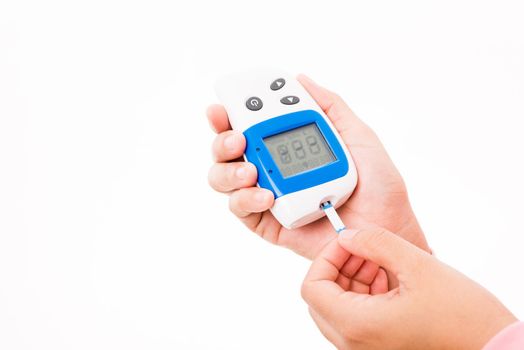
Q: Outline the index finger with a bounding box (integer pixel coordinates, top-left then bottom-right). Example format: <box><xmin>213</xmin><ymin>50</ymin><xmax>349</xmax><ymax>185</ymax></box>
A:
<box><xmin>301</xmin><ymin>239</ymin><xmax>350</xmax><ymax>319</ymax></box>
<box><xmin>301</xmin><ymin>236</ymin><xmax>390</xmax><ymax>331</ymax></box>
<box><xmin>206</xmin><ymin>104</ymin><xmax>231</xmax><ymax>134</ymax></box>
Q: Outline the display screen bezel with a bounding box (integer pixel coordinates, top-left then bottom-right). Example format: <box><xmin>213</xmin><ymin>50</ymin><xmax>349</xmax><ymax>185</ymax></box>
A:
<box><xmin>243</xmin><ymin>109</ymin><xmax>349</xmax><ymax>198</ymax></box>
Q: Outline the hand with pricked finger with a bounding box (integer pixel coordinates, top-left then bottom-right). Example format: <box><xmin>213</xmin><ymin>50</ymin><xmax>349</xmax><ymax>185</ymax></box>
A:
<box><xmin>301</xmin><ymin>228</ymin><xmax>517</xmax><ymax>350</ymax></box>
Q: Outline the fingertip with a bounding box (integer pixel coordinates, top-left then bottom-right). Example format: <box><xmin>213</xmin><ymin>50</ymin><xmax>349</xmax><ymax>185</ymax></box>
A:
<box><xmin>297</xmin><ymin>73</ymin><xmax>316</xmax><ymax>87</ymax></box>
<box><xmin>244</xmin><ymin>161</ymin><xmax>258</xmax><ymax>174</ymax></box>
<box><xmin>206</xmin><ymin>104</ymin><xmax>230</xmax><ymax>133</ymax></box>
<box><xmin>254</xmin><ymin>188</ymin><xmax>274</xmax><ymax>208</ymax></box>
<box><xmin>244</xmin><ymin>162</ymin><xmax>258</xmax><ymax>180</ymax></box>
<box><xmin>296</xmin><ymin>74</ymin><xmax>336</xmax><ymax>114</ymax></box>
<box><xmin>206</xmin><ymin>103</ymin><xmax>223</xmax><ymax>117</ymax></box>
<box><xmin>212</xmin><ymin>130</ymin><xmax>245</xmax><ymax>162</ymax></box>
<box><xmin>206</xmin><ymin>104</ymin><xmax>218</xmax><ymax>128</ymax></box>
<box><xmin>236</xmin><ymin>162</ymin><xmax>258</xmax><ymax>186</ymax></box>
<box><xmin>229</xmin><ymin>188</ymin><xmax>273</xmax><ymax>218</ymax></box>
<box><xmin>223</xmin><ymin>131</ymin><xmax>245</xmax><ymax>153</ymax></box>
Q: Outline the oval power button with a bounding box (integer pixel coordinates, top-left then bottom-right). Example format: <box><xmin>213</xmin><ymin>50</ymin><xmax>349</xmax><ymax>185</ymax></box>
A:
<box><xmin>246</xmin><ymin>96</ymin><xmax>263</xmax><ymax>111</ymax></box>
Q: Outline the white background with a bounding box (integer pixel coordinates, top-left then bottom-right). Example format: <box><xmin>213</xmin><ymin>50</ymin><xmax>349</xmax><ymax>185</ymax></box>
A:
<box><xmin>1</xmin><ymin>1</ymin><xmax>523</xmax><ymax>349</ymax></box>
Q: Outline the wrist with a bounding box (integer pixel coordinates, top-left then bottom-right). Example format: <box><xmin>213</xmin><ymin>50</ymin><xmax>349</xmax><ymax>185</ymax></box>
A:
<box><xmin>478</xmin><ymin>313</ymin><xmax>519</xmax><ymax>350</ymax></box>
<box><xmin>388</xmin><ymin>203</ymin><xmax>431</xmax><ymax>254</ymax></box>
<box><xmin>482</xmin><ymin>319</ymin><xmax>523</xmax><ymax>350</ymax></box>
<box><xmin>397</xmin><ymin>218</ymin><xmax>430</xmax><ymax>253</ymax></box>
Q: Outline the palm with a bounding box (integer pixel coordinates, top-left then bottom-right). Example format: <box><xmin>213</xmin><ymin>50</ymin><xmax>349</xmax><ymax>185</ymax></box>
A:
<box><xmin>243</xmin><ymin>76</ymin><xmax>428</xmax><ymax>259</ymax></box>
<box><xmin>207</xmin><ymin>75</ymin><xmax>429</xmax><ymax>261</ymax></box>
<box><xmin>252</xmin><ymin>138</ymin><xmax>418</xmax><ymax>260</ymax></box>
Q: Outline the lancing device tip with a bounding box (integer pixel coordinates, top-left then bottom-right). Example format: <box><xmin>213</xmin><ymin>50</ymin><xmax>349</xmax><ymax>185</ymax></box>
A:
<box><xmin>321</xmin><ymin>201</ymin><xmax>346</xmax><ymax>233</ymax></box>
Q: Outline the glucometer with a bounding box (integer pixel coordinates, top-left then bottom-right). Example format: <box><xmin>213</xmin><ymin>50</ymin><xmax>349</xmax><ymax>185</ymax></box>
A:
<box><xmin>215</xmin><ymin>70</ymin><xmax>358</xmax><ymax>230</ymax></box>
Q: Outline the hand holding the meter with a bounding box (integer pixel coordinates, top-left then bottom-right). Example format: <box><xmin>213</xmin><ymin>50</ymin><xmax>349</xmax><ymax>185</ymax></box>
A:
<box><xmin>207</xmin><ymin>75</ymin><xmax>430</xmax><ymax>261</ymax></box>
<box><xmin>301</xmin><ymin>228</ymin><xmax>517</xmax><ymax>350</ymax></box>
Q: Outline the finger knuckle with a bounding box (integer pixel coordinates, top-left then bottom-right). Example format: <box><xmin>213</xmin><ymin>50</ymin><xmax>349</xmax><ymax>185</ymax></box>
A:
<box><xmin>253</xmin><ymin>218</ymin><xmax>279</xmax><ymax>244</ymax></box>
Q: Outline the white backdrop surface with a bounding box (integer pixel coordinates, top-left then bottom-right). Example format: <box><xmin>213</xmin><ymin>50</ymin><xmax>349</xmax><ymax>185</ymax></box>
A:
<box><xmin>1</xmin><ymin>1</ymin><xmax>524</xmax><ymax>349</ymax></box>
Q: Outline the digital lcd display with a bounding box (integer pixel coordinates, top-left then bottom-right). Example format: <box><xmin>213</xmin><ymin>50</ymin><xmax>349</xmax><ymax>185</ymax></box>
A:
<box><xmin>263</xmin><ymin>123</ymin><xmax>336</xmax><ymax>178</ymax></box>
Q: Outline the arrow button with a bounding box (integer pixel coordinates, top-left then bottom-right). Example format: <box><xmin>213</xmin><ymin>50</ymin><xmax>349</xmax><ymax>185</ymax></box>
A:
<box><xmin>270</xmin><ymin>78</ymin><xmax>286</xmax><ymax>91</ymax></box>
<box><xmin>280</xmin><ymin>95</ymin><xmax>300</xmax><ymax>105</ymax></box>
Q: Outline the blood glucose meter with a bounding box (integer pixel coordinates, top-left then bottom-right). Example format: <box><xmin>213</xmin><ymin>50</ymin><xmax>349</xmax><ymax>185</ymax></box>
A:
<box><xmin>215</xmin><ymin>70</ymin><xmax>358</xmax><ymax>229</ymax></box>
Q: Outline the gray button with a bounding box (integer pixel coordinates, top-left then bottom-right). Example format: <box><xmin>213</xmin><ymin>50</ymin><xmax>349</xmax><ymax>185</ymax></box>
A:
<box><xmin>280</xmin><ymin>96</ymin><xmax>300</xmax><ymax>105</ymax></box>
<box><xmin>270</xmin><ymin>78</ymin><xmax>286</xmax><ymax>91</ymax></box>
<box><xmin>246</xmin><ymin>97</ymin><xmax>263</xmax><ymax>111</ymax></box>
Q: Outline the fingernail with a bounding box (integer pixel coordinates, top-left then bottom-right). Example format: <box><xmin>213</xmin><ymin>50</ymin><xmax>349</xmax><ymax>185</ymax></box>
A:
<box><xmin>236</xmin><ymin>166</ymin><xmax>247</xmax><ymax>180</ymax></box>
<box><xmin>338</xmin><ymin>229</ymin><xmax>359</xmax><ymax>241</ymax></box>
<box><xmin>224</xmin><ymin>134</ymin><xmax>240</xmax><ymax>151</ymax></box>
<box><xmin>255</xmin><ymin>191</ymin><xmax>269</xmax><ymax>203</ymax></box>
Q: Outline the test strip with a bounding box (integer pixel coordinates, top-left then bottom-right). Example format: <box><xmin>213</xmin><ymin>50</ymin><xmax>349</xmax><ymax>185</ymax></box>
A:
<box><xmin>320</xmin><ymin>202</ymin><xmax>346</xmax><ymax>233</ymax></box>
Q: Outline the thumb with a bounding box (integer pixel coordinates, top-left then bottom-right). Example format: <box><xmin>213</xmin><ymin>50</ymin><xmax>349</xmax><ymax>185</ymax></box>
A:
<box><xmin>338</xmin><ymin>229</ymin><xmax>428</xmax><ymax>276</ymax></box>
<box><xmin>297</xmin><ymin>74</ymin><xmax>378</xmax><ymax>143</ymax></box>
<box><xmin>297</xmin><ymin>74</ymin><xmax>391</xmax><ymax>174</ymax></box>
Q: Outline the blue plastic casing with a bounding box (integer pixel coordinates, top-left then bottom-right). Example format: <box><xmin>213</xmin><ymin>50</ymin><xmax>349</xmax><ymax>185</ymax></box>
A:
<box><xmin>243</xmin><ymin>110</ymin><xmax>349</xmax><ymax>198</ymax></box>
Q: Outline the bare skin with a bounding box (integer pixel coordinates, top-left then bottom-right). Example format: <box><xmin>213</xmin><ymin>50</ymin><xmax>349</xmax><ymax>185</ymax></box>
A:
<box><xmin>302</xmin><ymin>228</ymin><xmax>518</xmax><ymax>350</ymax></box>
<box><xmin>207</xmin><ymin>74</ymin><xmax>430</xmax><ymax>293</ymax></box>
<box><xmin>208</xmin><ymin>76</ymin><xmax>518</xmax><ymax>348</ymax></box>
